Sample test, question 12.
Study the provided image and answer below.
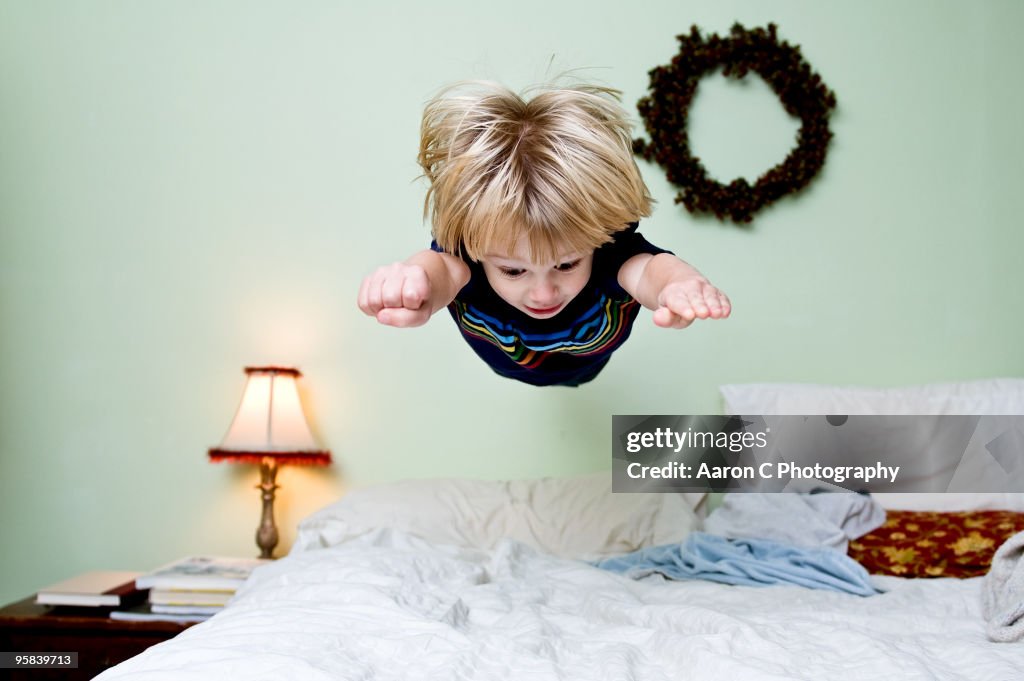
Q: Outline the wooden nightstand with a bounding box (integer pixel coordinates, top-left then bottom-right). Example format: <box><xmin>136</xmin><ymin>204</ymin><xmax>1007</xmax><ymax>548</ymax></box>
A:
<box><xmin>0</xmin><ymin>597</ymin><xmax>194</xmax><ymax>680</ymax></box>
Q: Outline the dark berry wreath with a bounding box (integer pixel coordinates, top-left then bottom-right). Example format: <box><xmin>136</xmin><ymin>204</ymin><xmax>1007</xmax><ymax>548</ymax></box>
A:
<box><xmin>633</xmin><ymin>23</ymin><xmax>837</xmax><ymax>223</ymax></box>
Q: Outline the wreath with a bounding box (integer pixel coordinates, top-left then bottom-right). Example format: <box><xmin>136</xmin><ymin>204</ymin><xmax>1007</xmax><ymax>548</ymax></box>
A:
<box><xmin>633</xmin><ymin>23</ymin><xmax>837</xmax><ymax>224</ymax></box>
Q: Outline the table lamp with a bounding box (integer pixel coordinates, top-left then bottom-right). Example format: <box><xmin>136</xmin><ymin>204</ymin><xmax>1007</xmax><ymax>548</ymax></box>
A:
<box><xmin>209</xmin><ymin>366</ymin><xmax>331</xmax><ymax>558</ymax></box>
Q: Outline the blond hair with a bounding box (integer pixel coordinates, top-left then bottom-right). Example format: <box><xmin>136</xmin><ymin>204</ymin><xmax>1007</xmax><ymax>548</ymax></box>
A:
<box><xmin>419</xmin><ymin>80</ymin><xmax>653</xmax><ymax>264</ymax></box>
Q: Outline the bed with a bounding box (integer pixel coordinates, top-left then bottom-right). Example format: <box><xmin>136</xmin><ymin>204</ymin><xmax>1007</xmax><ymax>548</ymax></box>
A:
<box><xmin>96</xmin><ymin>380</ymin><xmax>1024</xmax><ymax>680</ymax></box>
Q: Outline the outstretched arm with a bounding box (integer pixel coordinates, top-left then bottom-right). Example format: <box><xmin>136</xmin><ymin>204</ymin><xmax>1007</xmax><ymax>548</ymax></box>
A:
<box><xmin>358</xmin><ymin>249</ymin><xmax>471</xmax><ymax>327</ymax></box>
<box><xmin>618</xmin><ymin>253</ymin><xmax>731</xmax><ymax>329</ymax></box>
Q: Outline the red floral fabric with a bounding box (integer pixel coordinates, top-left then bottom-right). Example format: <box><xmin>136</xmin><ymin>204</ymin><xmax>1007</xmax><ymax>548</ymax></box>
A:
<box><xmin>848</xmin><ymin>510</ymin><xmax>1024</xmax><ymax>578</ymax></box>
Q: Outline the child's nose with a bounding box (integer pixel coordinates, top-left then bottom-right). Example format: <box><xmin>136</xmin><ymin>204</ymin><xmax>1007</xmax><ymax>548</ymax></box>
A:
<box><xmin>530</xmin><ymin>278</ymin><xmax>559</xmax><ymax>305</ymax></box>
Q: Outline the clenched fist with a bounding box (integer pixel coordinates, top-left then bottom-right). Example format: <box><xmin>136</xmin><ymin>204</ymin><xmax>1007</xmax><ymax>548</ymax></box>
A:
<box><xmin>358</xmin><ymin>262</ymin><xmax>434</xmax><ymax>328</ymax></box>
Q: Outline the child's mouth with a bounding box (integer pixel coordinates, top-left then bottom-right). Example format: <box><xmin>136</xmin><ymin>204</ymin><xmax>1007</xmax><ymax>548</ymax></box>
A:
<box><xmin>525</xmin><ymin>303</ymin><xmax>563</xmax><ymax>316</ymax></box>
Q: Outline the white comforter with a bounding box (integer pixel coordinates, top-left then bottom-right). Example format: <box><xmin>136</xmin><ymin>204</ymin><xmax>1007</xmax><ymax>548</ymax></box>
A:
<box><xmin>98</xmin><ymin>530</ymin><xmax>1023</xmax><ymax>681</ymax></box>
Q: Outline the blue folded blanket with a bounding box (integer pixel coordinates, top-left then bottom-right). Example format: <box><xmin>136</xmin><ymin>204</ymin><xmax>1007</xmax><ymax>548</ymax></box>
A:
<box><xmin>594</xmin><ymin>532</ymin><xmax>878</xmax><ymax>596</ymax></box>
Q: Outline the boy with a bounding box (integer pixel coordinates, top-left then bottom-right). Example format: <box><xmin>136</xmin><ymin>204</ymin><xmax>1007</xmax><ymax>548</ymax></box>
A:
<box><xmin>358</xmin><ymin>81</ymin><xmax>730</xmax><ymax>386</ymax></box>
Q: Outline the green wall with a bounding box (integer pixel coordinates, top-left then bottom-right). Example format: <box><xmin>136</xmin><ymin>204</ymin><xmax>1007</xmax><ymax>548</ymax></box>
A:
<box><xmin>1</xmin><ymin>1</ymin><xmax>1021</xmax><ymax>603</ymax></box>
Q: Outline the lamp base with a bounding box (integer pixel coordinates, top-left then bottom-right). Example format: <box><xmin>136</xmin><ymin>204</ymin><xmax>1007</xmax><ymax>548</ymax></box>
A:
<box><xmin>256</xmin><ymin>458</ymin><xmax>280</xmax><ymax>559</ymax></box>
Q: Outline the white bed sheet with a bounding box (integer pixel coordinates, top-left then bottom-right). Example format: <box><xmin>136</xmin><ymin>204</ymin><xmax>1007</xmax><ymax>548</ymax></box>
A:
<box><xmin>97</xmin><ymin>530</ymin><xmax>1023</xmax><ymax>681</ymax></box>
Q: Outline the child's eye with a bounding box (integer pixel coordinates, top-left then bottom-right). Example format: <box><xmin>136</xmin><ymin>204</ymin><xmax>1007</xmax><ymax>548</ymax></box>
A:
<box><xmin>555</xmin><ymin>259</ymin><xmax>582</xmax><ymax>273</ymax></box>
<box><xmin>499</xmin><ymin>267</ymin><xmax>526</xmax><ymax>278</ymax></box>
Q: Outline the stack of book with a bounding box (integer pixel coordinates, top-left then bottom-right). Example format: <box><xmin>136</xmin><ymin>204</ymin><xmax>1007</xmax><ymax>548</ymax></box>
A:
<box><xmin>147</xmin><ymin>586</ymin><xmax>234</xmax><ymax>618</ymax></box>
<box><xmin>111</xmin><ymin>556</ymin><xmax>269</xmax><ymax>623</ymax></box>
<box><xmin>36</xmin><ymin>570</ymin><xmax>144</xmax><ymax>608</ymax></box>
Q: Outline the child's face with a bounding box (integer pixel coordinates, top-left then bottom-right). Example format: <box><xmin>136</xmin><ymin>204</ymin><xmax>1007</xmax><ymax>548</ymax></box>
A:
<box><xmin>480</xmin><ymin>238</ymin><xmax>594</xmax><ymax>319</ymax></box>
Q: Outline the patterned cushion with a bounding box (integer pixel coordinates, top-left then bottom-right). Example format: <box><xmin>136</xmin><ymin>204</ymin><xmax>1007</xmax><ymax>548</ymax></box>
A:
<box><xmin>848</xmin><ymin>510</ymin><xmax>1024</xmax><ymax>578</ymax></box>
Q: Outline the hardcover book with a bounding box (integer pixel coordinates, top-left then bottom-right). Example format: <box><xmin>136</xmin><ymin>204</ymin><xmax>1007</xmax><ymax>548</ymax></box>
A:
<box><xmin>149</xmin><ymin>588</ymin><xmax>234</xmax><ymax>607</ymax></box>
<box><xmin>110</xmin><ymin>602</ymin><xmax>212</xmax><ymax>623</ymax></box>
<box><xmin>150</xmin><ymin>604</ymin><xmax>223</xmax><ymax>616</ymax></box>
<box><xmin>135</xmin><ymin>556</ymin><xmax>269</xmax><ymax>591</ymax></box>
<box><xmin>36</xmin><ymin>570</ymin><xmax>144</xmax><ymax>607</ymax></box>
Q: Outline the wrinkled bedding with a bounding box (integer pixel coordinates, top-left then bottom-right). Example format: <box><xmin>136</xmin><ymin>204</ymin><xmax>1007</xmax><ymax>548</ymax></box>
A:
<box><xmin>97</xmin><ymin>529</ymin><xmax>1023</xmax><ymax>681</ymax></box>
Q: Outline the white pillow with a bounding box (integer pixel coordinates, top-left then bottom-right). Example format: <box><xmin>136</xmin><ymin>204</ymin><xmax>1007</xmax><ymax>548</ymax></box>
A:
<box><xmin>719</xmin><ymin>378</ymin><xmax>1024</xmax><ymax>511</ymax></box>
<box><xmin>869</xmin><ymin>492</ymin><xmax>1024</xmax><ymax>512</ymax></box>
<box><xmin>291</xmin><ymin>472</ymin><xmax>702</xmax><ymax>560</ymax></box>
<box><xmin>720</xmin><ymin>378</ymin><xmax>1024</xmax><ymax>416</ymax></box>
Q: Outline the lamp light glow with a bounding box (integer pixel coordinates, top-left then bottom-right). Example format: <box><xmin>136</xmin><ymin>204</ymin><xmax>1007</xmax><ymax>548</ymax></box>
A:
<box><xmin>209</xmin><ymin>367</ymin><xmax>331</xmax><ymax>557</ymax></box>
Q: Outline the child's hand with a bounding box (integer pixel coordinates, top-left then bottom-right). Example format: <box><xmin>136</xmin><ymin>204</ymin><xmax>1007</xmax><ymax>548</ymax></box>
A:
<box><xmin>358</xmin><ymin>263</ymin><xmax>433</xmax><ymax>327</ymax></box>
<box><xmin>653</xmin><ymin>277</ymin><xmax>731</xmax><ymax>329</ymax></box>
